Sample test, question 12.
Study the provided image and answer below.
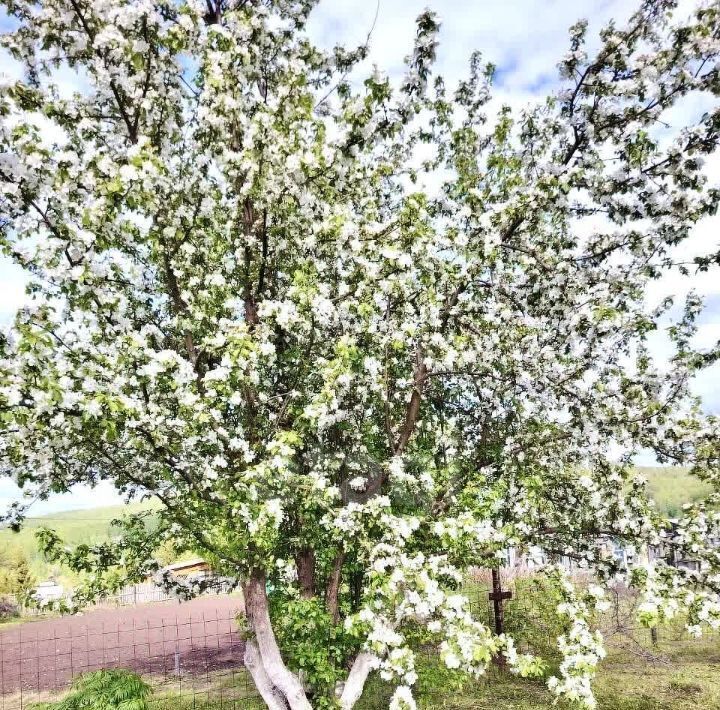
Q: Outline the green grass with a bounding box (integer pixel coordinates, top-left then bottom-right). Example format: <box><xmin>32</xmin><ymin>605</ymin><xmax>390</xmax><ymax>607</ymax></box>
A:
<box><xmin>592</xmin><ymin>634</ymin><xmax>720</xmax><ymax>710</ymax></box>
<box><xmin>149</xmin><ymin>620</ymin><xmax>720</xmax><ymax>710</ymax></box>
<box><xmin>353</xmin><ymin>635</ymin><xmax>720</xmax><ymax>709</ymax></box>
<box><xmin>353</xmin><ymin>576</ymin><xmax>720</xmax><ymax>709</ymax></box>
<box><xmin>357</xmin><ymin>667</ymin><xmax>556</xmax><ymax>709</ymax></box>
<box><xmin>149</xmin><ymin>674</ymin><xmax>266</xmax><ymax>710</ymax></box>
<box><xmin>15</xmin><ymin>631</ymin><xmax>720</xmax><ymax>710</ymax></box>
<box><xmin>24</xmin><ymin>654</ymin><xmax>720</xmax><ymax>710</ymax></box>
<box><xmin>4</xmin><ymin>670</ymin><xmax>266</xmax><ymax>710</ymax></box>
<box><xmin>636</xmin><ymin>467</ymin><xmax>712</xmax><ymax>518</ymax></box>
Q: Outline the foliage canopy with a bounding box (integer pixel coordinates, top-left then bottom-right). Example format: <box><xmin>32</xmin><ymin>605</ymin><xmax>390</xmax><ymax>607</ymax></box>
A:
<box><xmin>1</xmin><ymin>0</ymin><xmax>720</xmax><ymax>707</ymax></box>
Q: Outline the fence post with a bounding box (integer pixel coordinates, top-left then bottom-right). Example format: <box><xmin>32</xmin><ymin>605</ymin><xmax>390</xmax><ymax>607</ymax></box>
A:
<box><xmin>0</xmin><ymin>627</ymin><xmax>4</xmax><ymax>710</ymax></box>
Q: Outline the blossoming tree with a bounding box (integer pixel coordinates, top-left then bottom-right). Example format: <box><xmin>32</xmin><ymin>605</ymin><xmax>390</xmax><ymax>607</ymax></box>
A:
<box><xmin>1</xmin><ymin>0</ymin><xmax>720</xmax><ymax>707</ymax></box>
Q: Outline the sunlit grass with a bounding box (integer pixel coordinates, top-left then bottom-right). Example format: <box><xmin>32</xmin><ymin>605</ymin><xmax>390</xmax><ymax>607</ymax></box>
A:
<box><xmin>0</xmin><ymin>502</ymin><xmax>159</xmax><ymax>582</ymax></box>
<box><xmin>356</xmin><ymin>633</ymin><xmax>720</xmax><ymax>710</ymax></box>
<box><xmin>635</xmin><ymin>467</ymin><xmax>712</xmax><ymax>518</ymax></box>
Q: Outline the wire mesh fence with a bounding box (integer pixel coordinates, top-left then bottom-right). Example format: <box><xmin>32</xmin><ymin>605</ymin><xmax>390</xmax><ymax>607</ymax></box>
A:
<box><xmin>0</xmin><ymin>599</ymin><xmax>260</xmax><ymax>710</ymax></box>
<box><xmin>2</xmin><ymin>574</ymin><xmax>717</xmax><ymax>710</ymax></box>
<box><xmin>462</xmin><ymin>568</ymin><xmax>720</xmax><ymax>656</ymax></box>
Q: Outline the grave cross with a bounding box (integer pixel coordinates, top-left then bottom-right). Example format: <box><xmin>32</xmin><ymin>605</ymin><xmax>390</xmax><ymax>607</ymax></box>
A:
<box><xmin>488</xmin><ymin>568</ymin><xmax>512</xmax><ymax>636</ymax></box>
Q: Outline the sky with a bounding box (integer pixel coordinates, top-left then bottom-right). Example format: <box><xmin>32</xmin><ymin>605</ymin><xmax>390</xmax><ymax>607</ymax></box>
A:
<box><xmin>1</xmin><ymin>0</ymin><xmax>718</xmax><ymax>515</ymax></box>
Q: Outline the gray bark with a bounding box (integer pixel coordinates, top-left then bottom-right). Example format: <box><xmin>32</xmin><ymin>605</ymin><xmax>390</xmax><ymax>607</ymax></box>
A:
<box><xmin>244</xmin><ymin>639</ymin><xmax>289</xmax><ymax>710</ymax></box>
<box><xmin>244</xmin><ymin>569</ymin><xmax>313</xmax><ymax>710</ymax></box>
<box><xmin>338</xmin><ymin>652</ymin><xmax>378</xmax><ymax>709</ymax></box>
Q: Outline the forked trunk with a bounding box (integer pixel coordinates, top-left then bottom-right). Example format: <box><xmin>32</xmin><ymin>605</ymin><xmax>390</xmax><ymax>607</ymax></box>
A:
<box><xmin>338</xmin><ymin>652</ymin><xmax>378</xmax><ymax>710</ymax></box>
<box><xmin>243</xmin><ymin>569</ymin><xmax>312</xmax><ymax>710</ymax></box>
<box><xmin>243</xmin><ymin>567</ymin><xmax>375</xmax><ymax>710</ymax></box>
<box><xmin>243</xmin><ymin>639</ymin><xmax>289</xmax><ymax>710</ymax></box>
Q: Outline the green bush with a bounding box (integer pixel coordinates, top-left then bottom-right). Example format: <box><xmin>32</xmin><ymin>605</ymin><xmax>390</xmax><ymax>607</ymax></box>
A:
<box><xmin>269</xmin><ymin>596</ymin><xmax>361</xmax><ymax>708</ymax></box>
<box><xmin>0</xmin><ymin>546</ymin><xmax>35</xmax><ymax>598</ymax></box>
<box><xmin>35</xmin><ymin>670</ymin><xmax>152</xmax><ymax>710</ymax></box>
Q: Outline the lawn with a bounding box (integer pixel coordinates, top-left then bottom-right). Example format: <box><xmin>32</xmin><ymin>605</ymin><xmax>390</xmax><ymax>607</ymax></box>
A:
<box><xmin>15</xmin><ymin>627</ymin><xmax>719</xmax><ymax>710</ymax></box>
<box><xmin>354</xmin><ymin>634</ymin><xmax>720</xmax><ymax>709</ymax></box>
<box><xmin>352</xmin><ymin>576</ymin><xmax>720</xmax><ymax>709</ymax></box>
<box><xmin>141</xmin><ymin>635</ymin><xmax>720</xmax><ymax>710</ymax></box>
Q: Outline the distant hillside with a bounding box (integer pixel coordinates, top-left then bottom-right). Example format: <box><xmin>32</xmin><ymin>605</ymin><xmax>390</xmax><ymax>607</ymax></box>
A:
<box><xmin>636</xmin><ymin>466</ymin><xmax>712</xmax><ymax>518</ymax></box>
<box><xmin>0</xmin><ymin>467</ymin><xmax>712</xmax><ymax>583</ymax></box>
<box><xmin>0</xmin><ymin>501</ymin><xmax>158</xmax><ymax>582</ymax></box>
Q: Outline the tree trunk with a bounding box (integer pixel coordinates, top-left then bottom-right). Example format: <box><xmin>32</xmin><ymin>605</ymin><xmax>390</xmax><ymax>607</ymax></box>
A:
<box><xmin>244</xmin><ymin>569</ymin><xmax>312</xmax><ymax>710</ymax></box>
<box><xmin>325</xmin><ymin>551</ymin><xmax>345</xmax><ymax>624</ymax></box>
<box><xmin>349</xmin><ymin>568</ymin><xmax>364</xmax><ymax>613</ymax></box>
<box><xmin>338</xmin><ymin>652</ymin><xmax>378</xmax><ymax>710</ymax></box>
<box><xmin>296</xmin><ymin>547</ymin><xmax>316</xmax><ymax>599</ymax></box>
<box><xmin>244</xmin><ymin>639</ymin><xmax>289</xmax><ymax>710</ymax></box>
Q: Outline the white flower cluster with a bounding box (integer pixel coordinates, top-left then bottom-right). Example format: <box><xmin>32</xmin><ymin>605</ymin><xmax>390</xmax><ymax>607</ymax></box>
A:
<box><xmin>546</xmin><ymin>568</ymin><xmax>607</xmax><ymax>709</ymax></box>
<box><xmin>1</xmin><ymin>0</ymin><xmax>720</xmax><ymax>707</ymax></box>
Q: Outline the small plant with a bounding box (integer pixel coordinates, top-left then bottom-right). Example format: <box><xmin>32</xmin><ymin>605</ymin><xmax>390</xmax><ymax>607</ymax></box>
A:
<box><xmin>38</xmin><ymin>670</ymin><xmax>152</xmax><ymax>710</ymax></box>
<box><xmin>667</xmin><ymin>679</ymin><xmax>702</xmax><ymax>696</ymax></box>
<box><xmin>0</xmin><ymin>595</ymin><xmax>20</xmax><ymax>621</ymax></box>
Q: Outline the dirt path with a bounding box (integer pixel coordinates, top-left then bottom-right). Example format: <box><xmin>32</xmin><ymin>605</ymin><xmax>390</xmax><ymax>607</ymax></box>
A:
<box><xmin>0</xmin><ymin>595</ymin><xmax>245</xmax><ymax>696</ymax></box>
